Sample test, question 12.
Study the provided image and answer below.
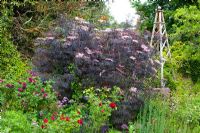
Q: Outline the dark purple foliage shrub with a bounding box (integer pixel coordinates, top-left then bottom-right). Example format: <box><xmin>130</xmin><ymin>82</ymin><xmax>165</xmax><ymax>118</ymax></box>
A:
<box><xmin>33</xmin><ymin>15</ymin><xmax>158</xmax><ymax>97</ymax></box>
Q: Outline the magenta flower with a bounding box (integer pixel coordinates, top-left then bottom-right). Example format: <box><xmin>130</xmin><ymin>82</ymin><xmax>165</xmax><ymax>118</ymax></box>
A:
<box><xmin>22</xmin><ymin>82</ymin><xmax>27</xmax><ymax>89</ymax></box>
<box><xmin>43</xmin><ymin>93</ymin><xmax>48</xmax><ymax>98</ymax></box>
<box><xmin>18</xmin><ymin>88</ymin><xmax>23</xmax><ymax>92</ymax></box>
<box><xmin>51</xmin><ymin>116</ymin><xmax>55</xmax><ymax>121</ymax></box>
<box><xmin>28</xmin><ymin>78</ymin><xmax>34</xmax><ymax>83</ymax></box>
<box><xmin>27</xmin><ymin>70</ymin><xmax>37</xmax><ymax>77</ymax></box>
<box><xmin>6</xmin><ymin>84</ymin><xmax>14</xmax><ymax>88</ymax></box>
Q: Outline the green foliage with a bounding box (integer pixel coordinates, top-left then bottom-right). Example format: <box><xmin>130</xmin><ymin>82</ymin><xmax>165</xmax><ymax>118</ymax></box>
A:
<box><xmin>31</xmin><ymin>87</ymin><xmax>120</xmax><ymax>132</ymax></box>
<box><xmin>133</xmin><ymin>0</ymin><xmax>200</xmax><ymax>87</ymax></box>
<box><xmin>132</xmin><ymin>0</ymin><xmax>198</xmax><ymax>31</ymax></box>
<box><xmin>0</xmin><ymin>7</ymin><xmax>27</xmax><ymax>79</ymax></box>
<box><xmin>173</xmin><ymin>89</ymin><xmax>200</xmax><ymax>127</ymax></box>
<box><xmin>82</xmin><ymin>87</ymin><xmax>120</xmax><ymax>132</ymax></box>
<box><xmin>0</xmin><ymin>70</ymin><xmax>57</xmax><ymax>114</ymax></box>
<box><xmin>134</xmin><ymin>98</ymin><xmax>168</xmax><ymax>133</ymax></box>
<box><xmin>172</xmin><ymin>5</ymin><xmax>200</xmax><ymax>45</ymax></box>
<box><xmin>0</xmin><ymin>110</ymin><xmax>32</xmax><ymax>133</ymax></box>
<box><xmin>0</xmin><ymin>69</ymin><xmax>121</xmax><ymax>132</ymax></box>
<box><xmin>131</xmin><ymin>96</ymin><xmax>200</xmax><ymax>133</ymax></box>
<box><xmin>170</xmin><ymin>3</ymin><xmax>200</xmax><ymax>83</ymax></box>
<box><xmin>9</xmin><ymin>0</ymin><xmax>110</xmax><ymax>57</ymax></box>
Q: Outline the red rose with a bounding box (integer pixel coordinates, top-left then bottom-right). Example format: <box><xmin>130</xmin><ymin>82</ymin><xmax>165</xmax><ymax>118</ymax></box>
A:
<box><xmin>77</xmin><ymin>119</ymin><xmax>83</xmax><ymax>125</ymax></box>
<box><xmin>60</xmin><ymin>114</ymin><xmax>65</xmax><ymax>120</ymax></box>
<box><xmin>51</xmin><ymin>116</ymin><xmax>55</xmax><ymax>121</ymax></box>
<box><xmin>43</xmin><ymin>118</ymin><xmax>48</xmax><ymax>123</ymax></box>
<box><xmin>18</xmin><ymin>88</ymin><xmax>23</xmax><ymax>92</ymax></box>
<box><xmin>109</xmin><ymin>102</ymin><xmax>117</xmax><ymax>109</ymax></box>
<box><xmin>66</xmin><ymin>117</ymin><xmax>70</xmax><ymax>121</ymax></box>
<box><xmin>101</xmin><ymin>109</ymin><xmax>105</xmax><ymax>113</ymax></box>
<box><xmin>99</xmin><ymin>102</ymin><xmax>102</xmax><ymax>107</ymax></box>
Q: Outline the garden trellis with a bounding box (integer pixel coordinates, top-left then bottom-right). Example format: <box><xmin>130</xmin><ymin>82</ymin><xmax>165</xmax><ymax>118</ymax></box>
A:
<box><xmin>150</xmin><ymin>6</ymin><xmax>172</xmax><ymax>88</ymax></box>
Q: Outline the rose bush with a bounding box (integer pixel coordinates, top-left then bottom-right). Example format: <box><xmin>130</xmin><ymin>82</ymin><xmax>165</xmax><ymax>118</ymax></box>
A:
<box><xmin>0</xmin><ymin>70</ymin><xmax>121</xmax><ymax>132</ymax></box>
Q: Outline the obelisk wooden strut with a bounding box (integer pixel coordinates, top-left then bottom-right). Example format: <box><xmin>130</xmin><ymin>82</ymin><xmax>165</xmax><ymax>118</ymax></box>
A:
<box><xmin>150</xmin><ymin>6</ymin><xmax>172</xmax><ymax>88</ymax></box>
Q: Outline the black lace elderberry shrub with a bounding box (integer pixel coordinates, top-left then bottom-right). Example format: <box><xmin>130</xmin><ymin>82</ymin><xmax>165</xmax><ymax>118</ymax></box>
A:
<box><xmin>33</xmin><ymin>16</ymin><xmax>158</xmax><ymax>100</ymax></box>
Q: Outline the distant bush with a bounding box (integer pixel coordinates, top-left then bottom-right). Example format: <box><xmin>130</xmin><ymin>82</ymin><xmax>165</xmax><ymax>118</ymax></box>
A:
<box><xmin>10</xmin><ymin>1</ymin><xmax>109</xmax><ymax>57</ymax></box>
<box><xmin>170</xmin><ymin>4</ymin><xmax>200</xmax><ymax>83</ymax></box>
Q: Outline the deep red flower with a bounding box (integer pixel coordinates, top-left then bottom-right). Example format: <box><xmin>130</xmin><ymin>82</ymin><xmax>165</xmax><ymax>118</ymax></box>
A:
<box><xmin>51</xmin><ymin>116</ymin><xmax>55</xmax><ymax>121</ymax></box>
<box><xmin>109</xmin><ymin>102</ymin><xmax>117</xmax><ymax>109</ymax></box>
<box><xmin>41</xmin><ymin>124</ymin><xmax>45</xmax><ymax>129</ymax></box>
<box><xmin>6</xmin><ymin>84</ymin><xmax>14</xmax><ymax>88</ymax></box>
<box><xmin>77</xmin><ymin>119</ymin><xmax>83</xmax><ymax>125</ymax></box>
<box><xmin>101</xmin><ymin>109</ymin><xmax>105</xmax><ymax>113</ymax></box>
<box><xmin>99</xmin><ymin>102</ymin><xmax>102</xmax><ymax>107</ymax></box>
<box><xmin>17</xmin><ymin>93</ymin><xmax>21</xmax><ymax>97</ymax></box>
<box><xmin>66</xmin><ymin>117</ymin><xmax>70</xmax><ymax>122</ymax></box>
<box><xmin>28</xmin><ymin>77</ymin><xmax>36</xmax><ymax>83</ymax></box>
<box><xmin>22</xmin><ymin>82</ymin><xmax>26</xmax><ymax>89</ymax></box>
<box><xmin>18</xmin><ymin>88</ymin><xmax>23</xmax><ymax>92</ymax></box>
<box><xmin>43</xmin><ymin>93</ymin><xmax>48</xmax><ymax>98</ymax></box>
<box><xmin>28</xmin><ymin>78</ymin><xmax>33</xmax><ymax>83</ymax></box>
<box><xmin>41</xmin><ymin>88</ymin><xmax>45</xmax><ymax>93</ymax></box>
<box><xmin>43</xmin><ymin>118</ymin><xmax>48</xmax><ymax>123</ymax></box>
<box><xmin>60</xmin><ymin>114</ymin><xmax>65</xmax><ymax>120</ymax></box>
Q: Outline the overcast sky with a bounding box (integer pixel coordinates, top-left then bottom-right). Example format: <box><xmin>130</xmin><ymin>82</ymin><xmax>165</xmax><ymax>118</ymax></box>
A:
<box><xmin>106</xmin><ymin>0</ymin><xmax>147</xmax><ymax>25</ymax></box>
